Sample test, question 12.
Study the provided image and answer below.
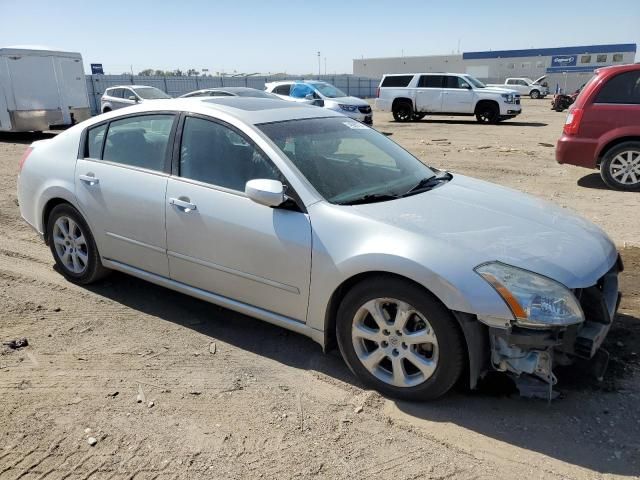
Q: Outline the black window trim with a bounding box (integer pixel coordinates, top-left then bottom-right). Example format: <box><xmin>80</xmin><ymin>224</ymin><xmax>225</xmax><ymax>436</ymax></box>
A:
<box><xmin>418</xmin><ymin>74</ymin><xmax>445</xmax><ymax>88</ymax></box>
<box><xmin>171</xmin><ymin>112</ymin><xmax>306</xmax><ymax>212</ymax></box>
<box><xmin>593</xmin><ymin>70</ymin><xmax>640</xmax><ymax>105</ymax></box>
<box><xmin>78</xmin><ymin>111</ymin><xmax>180</xmax><ymax>176</ymax></box>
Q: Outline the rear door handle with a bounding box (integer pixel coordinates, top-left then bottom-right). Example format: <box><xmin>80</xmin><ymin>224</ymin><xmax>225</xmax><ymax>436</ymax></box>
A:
<box><xmin>169</xmin><ymin>197</ymin><xmax>197</xmax><ymax>213</ymax></box>
<box><xmin>79</xmin><ymin>174</ymin><xmax>99</xmax><ymax>185</ymax></box>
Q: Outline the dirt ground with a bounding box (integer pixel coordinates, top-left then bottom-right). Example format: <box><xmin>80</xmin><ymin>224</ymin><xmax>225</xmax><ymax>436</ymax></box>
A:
<box><xmin>1</xmin><ymin>99</ymin><xmax>639</xmax><ymax>479</ymax></box>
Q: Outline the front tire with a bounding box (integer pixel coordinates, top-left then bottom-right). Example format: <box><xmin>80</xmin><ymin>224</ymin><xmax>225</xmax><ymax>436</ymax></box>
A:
<box><xmin>46</xmin><ymin>204</ymin><xmax>109</xmax><ymax>284</ymax></box>
<box><xmin>411</xmin><ymin>112</ymin><xmax>426</xmax><ymax>121</ymax></box>
<box><xmin>599</xmin><ymin>142</ymin><xmax>640</xmax><ymax>191</ymax></box>
<box><xmin>392</xmin><ymin>101</ymin><xmax>413</xmax><ymax>122</ymax></box>
<box><xmin>475</xmin><ymin>103</ymin><xmax>499</xmax><ymax>124</ymax></box>
<box><xmin>336</xmin><ymin>276</ymin><xmax>465</xmax><ymax>401</ymax></box>
<box><xmin>530</xmin><ymin>89</ymin><xmax>540</xmax><ymax>99</ymax></box>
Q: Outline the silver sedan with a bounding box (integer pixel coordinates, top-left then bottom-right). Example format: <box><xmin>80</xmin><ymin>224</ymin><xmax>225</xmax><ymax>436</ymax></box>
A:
<box><xmin>17</xmin><ymin>98</ymin><xmax>621</xmax><ymax>400</ymax></box>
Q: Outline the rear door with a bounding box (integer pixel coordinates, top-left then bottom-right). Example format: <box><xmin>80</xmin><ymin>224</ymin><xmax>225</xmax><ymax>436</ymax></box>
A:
<box><xmin>57</xmin><ymin>56</ymin><xmax>89</xmax><ymax>115</ymax></box>
<box><xmin>75</xmin><ymin>113</ymin><xmax>177</xmax><ymax>276</ymax></box>
<box><xmin>414</xmin><ymin>75</ymin><xmax>444</xmax><ymax>113</ymax></box>
<box><xmin>441</xmin><ymin>75</ymin><xmax>475</xmax><ymax>113</ymax></box>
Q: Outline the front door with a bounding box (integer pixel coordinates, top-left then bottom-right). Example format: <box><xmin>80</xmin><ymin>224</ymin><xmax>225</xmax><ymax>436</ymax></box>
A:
<box><xmin>165</xmin><ymin>115</ymin><xmax>312</xmax><ymax>321</ymax></box>
<box><xmin>75</xmin><ymin>113</ymin><xmax>176</xmax><ymax>276</ymax></box>
<box><xmin>414</xmin><ymin>75</ymin><xmax>444</xmax><ymax>113</ymax></box>
<box><xmin>441</xmin><ymin>75</ymin><xmax>475</xmax><ymax>113</ymax></box>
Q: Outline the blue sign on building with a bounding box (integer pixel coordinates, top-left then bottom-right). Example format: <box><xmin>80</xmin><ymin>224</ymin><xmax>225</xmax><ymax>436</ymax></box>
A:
<box><xmin>550</xmin><ymin>55</ymin><xmax>577</xmax><ymax>68</ymax></box>
<box><xmin>90</xmin><ymin>63</ymin><xmax>104</xmax><ymax>75</ymax></box>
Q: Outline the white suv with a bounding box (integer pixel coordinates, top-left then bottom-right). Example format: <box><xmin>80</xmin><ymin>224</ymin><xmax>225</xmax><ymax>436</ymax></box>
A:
<box><xmin>265</xmin><ymin>80</ymin><xmax>373</xmax><ymax>125</ymax></box>
<box><xmin>375</xmin><ymin>73</ymin><xmax>521</xmax><ymax>124</ymax></box>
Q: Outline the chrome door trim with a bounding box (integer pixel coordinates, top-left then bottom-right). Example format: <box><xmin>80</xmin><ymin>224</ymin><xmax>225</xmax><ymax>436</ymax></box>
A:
<box><xmin>101</xmin><ymin>259</ymin><xmax>322</xmax><ymax>344</ymax></box>
<box><xmin>167</xmin><ymin>250</ymin><xmax>300</xmax><ymax>294</ymax></box>
<box><xmin>105</xmin><ymin>232</ymin><xmax>166</xmax><ymax>254</ymax></box>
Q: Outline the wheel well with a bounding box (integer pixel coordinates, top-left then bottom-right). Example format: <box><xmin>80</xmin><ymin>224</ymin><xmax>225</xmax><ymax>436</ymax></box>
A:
<box><xmin>42</xmin><ymin>198</ymin><xmax>72</xmax><ymax>244</ymax></box>
<box><xmin>102</xmin><ymin>107</ymin><xmax>111</xmax><ymax>113</ymax></box>
<box><xmin>392</xmin><ymin>97</ymin><xmax>413</xmax><ymax>111</ymax></box>
<box><xmin>324</xmin><ymin>271</ymin><xmax>459</xmax><ymax>351</ymax></box>
<box><xmin>474</xmin><ymin>100</ymin><xmax>499</xmax><ymax>114</ymax></box>
<box><xmin>597</xmin><ymin>136</ymin><xmax>640</xmax><ymax>167</ymax></box>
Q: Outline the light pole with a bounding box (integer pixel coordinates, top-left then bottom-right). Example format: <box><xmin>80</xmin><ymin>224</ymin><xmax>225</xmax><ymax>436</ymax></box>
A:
<box><xmin>317</xmin><ymin>51</ymin><xmax>321</xmax><ymax>78</ymax></box>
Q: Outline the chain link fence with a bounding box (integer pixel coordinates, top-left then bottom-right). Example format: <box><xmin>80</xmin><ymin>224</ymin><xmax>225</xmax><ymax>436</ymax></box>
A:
<box><xmin>86</xmin><ymin>74</ymin><xmax>381</xmax><ymax>115</ymax></box>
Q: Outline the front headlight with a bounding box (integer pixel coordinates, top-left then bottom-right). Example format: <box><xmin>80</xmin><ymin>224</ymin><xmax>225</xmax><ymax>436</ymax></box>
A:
<box><xmin>339</xmin><ymin>104</ymin><xmax>358</xmax><ymax>112</ymax></box>
<box><xmin>475</xmin><ymin>262</ymin><xmax>584</xmax><ymax>327</ymax></box>
<box><xmin>501</xmin><ymin>93</ymin><xmax>515</xmax><ymax>104</ymax></box>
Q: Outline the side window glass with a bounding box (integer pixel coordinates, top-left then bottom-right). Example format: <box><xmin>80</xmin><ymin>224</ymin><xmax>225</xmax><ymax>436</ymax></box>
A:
<box><xmin>102</xmin><ymin>114</ymin><xmax>174</xmax><ymax>171</ymax></box>
<box><xmin>179</xmin><ymin>117</ymin><xmax>280</xmax><ymax>191</ymax></box>
<box><xmin>274</xmin><ymin>84</ymin><xmax>291</xmax><ymax>95</ymax></box>
<box><xmin>86</xmin><ymin>123</ymin><xmax>107</xmax><ymax>159</ymax></box>
<box><xmin>418</xmin><ymin>75</ymin><xmax>443</xmax><ymax>88</ymax></box>
<box><xmin>594</xmin><ymin>71</ymin><xmax>640</xmax><ymax>104</ymax></box>
<box><xmin>112</xmin><ymin>89</ymin><xmax>123</xmax><ymax>98</ymax></box>
<box><xmin>124</xmin><ymin>90</ymin><xmax>137</xmax><ymax>100</ymax></box>
<box><xmin>290</xmin><ymin>84</ymin><xmax>313</xmax><ymax>98</ymax></box>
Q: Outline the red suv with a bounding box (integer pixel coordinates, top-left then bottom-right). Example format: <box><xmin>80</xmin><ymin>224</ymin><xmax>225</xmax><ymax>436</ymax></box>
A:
<box><xmin>556</xmin><ymin>64</ymin><xmax>640</xmax><ymax>191</ymax></box>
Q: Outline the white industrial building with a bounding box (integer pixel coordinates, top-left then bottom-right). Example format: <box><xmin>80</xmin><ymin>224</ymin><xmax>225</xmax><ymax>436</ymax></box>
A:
<box><xmin>354</xmin><ymin>44</ymin><xmax>637</xmax><ymax>93</ymax></box>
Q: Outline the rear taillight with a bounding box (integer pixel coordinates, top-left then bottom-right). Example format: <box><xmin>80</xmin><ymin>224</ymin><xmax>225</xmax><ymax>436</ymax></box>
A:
<box><xmin>18</xmin><ymin>147</ymin><xmax>33</xmax><ymax>172</ymax></box>
<box><xmin>563</xmin><ymin>108</ymin><xmax>584</xmax><ymax>136</ymax></box>
<box><xmin>376</xmin><ymin>87</ymin><xmax>380</xmax><ymax>98</ymax></box>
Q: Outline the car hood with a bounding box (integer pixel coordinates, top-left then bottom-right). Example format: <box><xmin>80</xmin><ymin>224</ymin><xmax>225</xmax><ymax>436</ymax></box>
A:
<box><xmin>478</xmin><ymin>87</ymin><xmax>519</xmax><ymax>95</ymax></box>
<box><xmin>350</xmin><ymin>174</ymin><xmax>617</xmax><ymax>288</ymax></box>
<box><xmin>325</xmin><ymin>96</ymin><xmax>369</xmax><ymax>106</ymax></box>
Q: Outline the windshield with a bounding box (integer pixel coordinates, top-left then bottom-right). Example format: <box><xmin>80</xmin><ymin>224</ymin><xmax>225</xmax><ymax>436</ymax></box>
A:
<box><xmin>464</xmin><ymin>76</ymin><xmax>486</xmax><ymax>88</ymax></box>
<box><xmin>134</xmin><ymin>87</ymin><xmax>171</xmax><ymax>99</ymax></box>
<box><xmin>311</xmin><ymin>82</ymin><xmax>347</xmax><ymax>98</ymax></box>
<box><xmin>258</xmin><ymin>117</ymin><xmax>436</xmax><ymax>204</ymax></box>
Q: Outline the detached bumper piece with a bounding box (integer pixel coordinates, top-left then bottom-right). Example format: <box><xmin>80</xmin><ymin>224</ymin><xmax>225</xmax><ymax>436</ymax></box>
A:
<box><xmin>489</xmin><ymin>258</ymin><xmax>622</xmax><ymax>401</ymax></box>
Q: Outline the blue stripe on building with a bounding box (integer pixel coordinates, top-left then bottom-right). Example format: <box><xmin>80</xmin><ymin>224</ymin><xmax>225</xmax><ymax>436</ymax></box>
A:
<box><xmin>463</xmin><ymin>44</ymin><xmax>637</xmax><ymax>60</ymax></box>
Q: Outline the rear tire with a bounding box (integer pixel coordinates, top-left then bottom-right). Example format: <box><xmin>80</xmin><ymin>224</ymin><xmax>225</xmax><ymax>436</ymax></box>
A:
<box><xmin>336</xmin><ymin>276</ymin><xmax>465</xmax><ymax>401</ymax></box>
<box><xmin>475</xmin><ymin>103</ymin><xmax>499</xmax><ymax>124</ymax></box>
<box><xmin>102</xmin><ymin>107</ymin><xmax>111</xmax><ymax>113</ymax></box>
<box><xmin>530</xmin><ymin>89</ymin><xmax>540</xmax><ymax>99</ymax></box>
<box><xmin>46</xmin><ymin>204</ymin><xmax>110</xmax><ymax>285</ymax></box>
<box><xmin>392</xmin><ymin>101</ymin><xmax>413</xmax><ymax>122</ymax></box>
<box><xmin>599</xmin><ymin>142</ymin><xmax>640</xmax><ymax>191</ymax></box>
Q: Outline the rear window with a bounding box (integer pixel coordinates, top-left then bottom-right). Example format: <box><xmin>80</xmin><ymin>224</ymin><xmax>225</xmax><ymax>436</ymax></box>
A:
<box><xmin>380</xmin><ymin>75</ymin><xmax>414</xmax><ymax>88</ymax></box>
<box><xmin>594</xmin><ymin>71</ymin><xmax>640</xmax><ymax>104</ymax></box>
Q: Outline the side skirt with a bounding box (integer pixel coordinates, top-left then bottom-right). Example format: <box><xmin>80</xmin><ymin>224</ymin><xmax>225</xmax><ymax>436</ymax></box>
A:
<box><xmin>102</xmin><ymin>258</ymin><xmax>325</xmax><ymax>347</ymax></box>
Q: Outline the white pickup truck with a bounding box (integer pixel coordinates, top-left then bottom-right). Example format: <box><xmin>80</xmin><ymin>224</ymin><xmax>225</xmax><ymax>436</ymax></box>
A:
<box><xmin>487</xmin><ymin>76</ymin><xmax>549</xmax><ymax>99</ymax></box>
<box><xmin>376</xmin><ymin>73</ymin><xmax>521</xmax><ymax>124</ymax></box>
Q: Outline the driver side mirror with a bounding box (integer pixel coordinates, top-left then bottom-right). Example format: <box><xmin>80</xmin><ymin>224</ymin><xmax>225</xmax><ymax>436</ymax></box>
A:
<box><xmin>245</xmin><ymin>179</ymin><xmax>286</xmax><ymax>208</ymax></box>
<box><xmin>305</xmin><ymin>93</ymin><xmax>315</xmax><ymax>100</ymax></box>
<box><xmin>128</xmin><ymin>95</ymin><xmax>138</xmax><ymax>102</ymax></box>
<box><xmin>461</xmin><ymin>83</ymin><xmax>471</xmax><ymax>89</ymax></box>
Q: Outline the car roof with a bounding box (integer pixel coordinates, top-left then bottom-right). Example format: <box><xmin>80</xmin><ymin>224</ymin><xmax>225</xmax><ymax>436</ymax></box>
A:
<box><xmin>89</xmin><ymin>97</ymin><xmax>342</xmax><ymax>125</ymax></box>
<box><xmin>594</xmin><ymin>63</ymin><xmax>640</xmax><ymax>76</ymax></box>
<box><xmin>106</xmin><ymin>85</ymin><xmax>162</xmax><ymax>90</ymax></box>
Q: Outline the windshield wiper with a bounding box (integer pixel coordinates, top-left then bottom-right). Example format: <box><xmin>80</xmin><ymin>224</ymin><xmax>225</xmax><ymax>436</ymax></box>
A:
<box><xmin>402</xmin><ymin>172</ymin><xmax>452</xmax><ymax>197</ymax></box>
<box><xmin>338</xmin><ymin>193</ymin><xmax>400</xmax><ymax>206</ymax></box>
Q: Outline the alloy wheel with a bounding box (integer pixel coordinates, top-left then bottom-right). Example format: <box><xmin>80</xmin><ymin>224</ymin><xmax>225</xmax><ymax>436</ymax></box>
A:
<box><xmin>609</xmin><ymin>150</ymin><xmax>640</xmax><ymax>186</ymax></box>
<box><xmin>351</xmin><ymin>298</ymin><xmax>439</xmax><ymax>388</ymax></box>
<box><xmin>52</xmin><ymin>216</ymin><xmax>89</xmax><ymax>274</ymax></box>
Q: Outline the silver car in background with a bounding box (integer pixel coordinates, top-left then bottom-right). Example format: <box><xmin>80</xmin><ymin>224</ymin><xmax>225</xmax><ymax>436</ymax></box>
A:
<box><xmin>265</xmin><ymin>80</ymin><xmax>373</xmax><ymax>125</ymax></box>
<box><xmin>100</xmin><ymin>85</ymin><xmax>171</xmax><ymax>113</ymax></box>
<box><xmin>179</xmin><ymin>87</ymin><xmax>280</xmax><ymax>99</ymax></box>
<box><xmin>17</xmin><ymin>98</ymin><xmax>621</xmax><ymax>400</ymax></box>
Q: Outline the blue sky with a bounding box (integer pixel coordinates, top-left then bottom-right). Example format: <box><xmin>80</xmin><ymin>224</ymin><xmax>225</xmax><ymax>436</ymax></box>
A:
<box><xmin>1</xmin><ymin>0</ymin><xmax>639</xmax><ymax>75</ymax></box>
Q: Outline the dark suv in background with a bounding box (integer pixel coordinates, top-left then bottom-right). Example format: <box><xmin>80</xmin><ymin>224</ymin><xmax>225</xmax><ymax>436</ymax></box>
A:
<box><xmin>556</xmin><ymin>64</ymin><xmax>640</xmax><ymax>191</ymax></box>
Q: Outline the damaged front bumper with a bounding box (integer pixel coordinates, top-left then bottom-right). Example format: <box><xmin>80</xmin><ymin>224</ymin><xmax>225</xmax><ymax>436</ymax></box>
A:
<box><xmin>478</xmin><ymin>257</ymin><xmax>622</xmax><ymax>398</ymax></box>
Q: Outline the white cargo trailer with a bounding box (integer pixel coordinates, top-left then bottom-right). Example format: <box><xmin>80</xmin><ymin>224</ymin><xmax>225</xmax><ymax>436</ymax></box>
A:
<box><xmin>0</xmin><ymin>46</ymin><xmax>91</xmax><ymax>132</ymax></box>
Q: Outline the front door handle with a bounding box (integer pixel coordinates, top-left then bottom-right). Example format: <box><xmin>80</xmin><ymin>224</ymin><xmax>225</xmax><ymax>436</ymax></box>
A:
<box><xmin>79</xmin><ymin>174</ymin><xmax>99</xmax><ymax>186</ymax></box>
<box><xmin>169</xmin><ymin>197</ymin><xmax>197</xmax><ymax>213</ymax></box>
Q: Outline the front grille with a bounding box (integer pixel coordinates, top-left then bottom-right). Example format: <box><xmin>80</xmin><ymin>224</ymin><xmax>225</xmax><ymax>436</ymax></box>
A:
<box><xmin>358</xmin><ymin>106</ymin><xmax>372</xmax><ymax>114</ymax></box>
